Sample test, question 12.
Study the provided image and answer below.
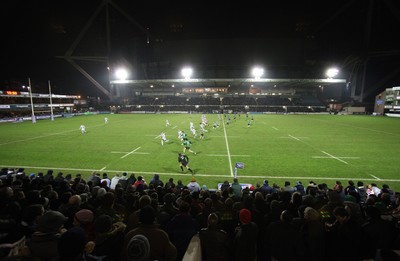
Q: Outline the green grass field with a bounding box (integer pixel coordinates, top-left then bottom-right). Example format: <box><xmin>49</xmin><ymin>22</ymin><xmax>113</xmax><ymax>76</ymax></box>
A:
<box><xmin>1</xmin><ymin>113</ymin><xmax>400</xmax><ymax>192</ymax></box>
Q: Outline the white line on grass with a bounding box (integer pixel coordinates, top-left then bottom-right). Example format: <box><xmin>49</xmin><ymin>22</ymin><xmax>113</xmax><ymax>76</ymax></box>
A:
<box><xmin>221</xmin><ymin>119</ymin><xmax>234</xmax><ymax>176</ymax></box>
<box><xmin>370</xmin><ymin>174</ymin><xmax>381</xmax><ymax>180</ymax></box>
<box><xmin>272</xmin><ymin>127</ymin><xmax>278</xmax><ymax>130</ymax></box>
<box><xmin>111</xmin><ymin>151</ymin><xmax>150</xmax><ymax>155</ymax></box>
<box><xmin>172</xmin><ymin>126</ymin><xmax>177</xmax><ymax>129</ymax></box>
<box><xmin>121</xmin><ymin>147</ymin><xmax>142</xmax><ymax>159</ymax></box>
<box><xmin>288</xmin><ymin>134</ymin><xmax>300</xmax><ymax>141</ymax></box>
<box><xmin>312</xmin><ymin>156</ymin><xmax>359</xmax><ymax>159</ymax></box>
<box><xmin>209</xmin><ymin>135</ymin><xmax>240</xmax><ymax>138</ymax></box>
<box><xmin>321</xmin><ymin>151</ymin><xmax>348</xmax><ymax>164</ymax></box>
<box><xmin>206</xmin><ymin>154</ymin><xmax>250</xmax><ymax>157</ymax></box>
<box><xmin>3</xmin><ymin>164</ymin><xmax>400</xmax><ymax>183</ymax></box>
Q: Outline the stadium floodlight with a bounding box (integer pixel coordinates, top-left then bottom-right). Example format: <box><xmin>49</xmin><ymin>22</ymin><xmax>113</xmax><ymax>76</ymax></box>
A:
<box><xmin>181</xmin><ymin>67</ymin><xmax>193</xmax><ymax>80</ymax></box>
<box><xmin>326</xmin><ymin>68</ymin><xmax>339</xmax><ymax>79</ymax></box>
<box><xmin>252</xmin><ymin>67</ymin><xmax>264</xmax><ymax>80</ymax></box>
<box><xmin>115</xmin><ymin>68</ymin><xmax>128</xmax><ymax>81</ymax></box>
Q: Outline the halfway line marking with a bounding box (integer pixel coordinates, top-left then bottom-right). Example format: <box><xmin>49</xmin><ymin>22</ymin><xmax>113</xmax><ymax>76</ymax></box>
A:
<box><xmin>222</xmin><ymin>119</ymin><xmax>234</xmax><ymax>176</ymax></box>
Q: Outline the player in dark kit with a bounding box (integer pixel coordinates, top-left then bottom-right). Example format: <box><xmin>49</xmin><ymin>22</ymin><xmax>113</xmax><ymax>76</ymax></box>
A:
<box><xmin>178</xmin><ymin>153</ymin><xmax>193</xmax><ymax>174</ymax></box>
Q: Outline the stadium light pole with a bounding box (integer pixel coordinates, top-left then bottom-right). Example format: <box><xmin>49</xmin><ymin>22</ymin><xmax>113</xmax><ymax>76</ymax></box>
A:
<box><xmin>48</xmin><ymin>80</ymin><xmax>54</xmax><ymax>121</ymax></box>
<box><xmin>27</xmin><ymin>78</ymin><xmax>36</xmax><ymax>123</ymax></box>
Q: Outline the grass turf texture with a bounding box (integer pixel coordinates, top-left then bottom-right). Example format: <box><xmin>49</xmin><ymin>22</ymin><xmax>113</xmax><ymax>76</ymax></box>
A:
<box><xmin>1</xmin><ymin>113</ymin><xmax>400</xmax><ymax>192</ymax></box>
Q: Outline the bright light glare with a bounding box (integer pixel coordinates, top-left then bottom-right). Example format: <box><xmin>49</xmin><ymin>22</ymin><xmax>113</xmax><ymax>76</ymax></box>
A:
<box><xmin>252</xmin><ymin>67</ymin><xmax>264</xmax><ymax>79</ymax></box>
<box><xmin>181</xmin><ymin>67</ymin><xmax>193</xmax><ymax>79</ymax></box>
<box><xmin>115</xmin><ymin>68</ymin><xmax>128</xmax><ymax>80</ymax></box>
<box><xmin>326</xmin><ymin>68</ymin><xmax>339</xmax><ymax>78</ymax></box>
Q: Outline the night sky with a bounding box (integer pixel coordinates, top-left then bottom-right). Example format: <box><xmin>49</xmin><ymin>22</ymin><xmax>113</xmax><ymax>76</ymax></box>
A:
<box><xmin>1</xmin><ymin>0</ymin><xmax>399</xmax><ymax>101</ymax></box>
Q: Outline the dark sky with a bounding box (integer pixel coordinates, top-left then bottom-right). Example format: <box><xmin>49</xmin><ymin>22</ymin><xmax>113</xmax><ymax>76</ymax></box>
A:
<box><xmin>1</xmin><ymin>0</ymin><xmax>399</xmax><ymax>101</ymax></box>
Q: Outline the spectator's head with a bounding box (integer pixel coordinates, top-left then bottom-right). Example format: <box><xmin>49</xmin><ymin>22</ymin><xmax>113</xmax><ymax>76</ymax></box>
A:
<box><xmin>57</xmin><ymin>227</ymin><xmax>90</xmax><ymax>260</ymax></box>
<box><xmin>74</xmin><ymin>209</ymin><xmax>94</xmax><ymax>225</ymax></box>
<box><xmin>94</xmin><ymin>214</ymin><xmax>112</xmax><ymax>234</ymax></box>
<box><xmin>139</xmin><ymin>205</ymin><xmax>156</xmax><ymax>225</ymax></box>
<box><xmin>239</xmin><ymin>208</ymin><xmax>252</xmax><ymax>224</ymax></box>
<box><xmin>37</xmin><ymin>210</ymin><xmax>68</xmax><ymax>233</ymax></box>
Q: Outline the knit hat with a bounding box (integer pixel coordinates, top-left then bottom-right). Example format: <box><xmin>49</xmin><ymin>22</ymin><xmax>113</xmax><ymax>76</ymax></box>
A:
<box><xmin>239</xmin><ymin>208</ymin><xmax>252</xmax><ymax>224</ymax></box>
<box><xmin>126</xmin><ymin>234</ymin><xmax>150</xmax><ymax>261</ymax></box>
<box><xmin>75</xmin><ymin>209</ymin><xmax>94</xmax><ymax>225</ymax></box>
<box><xmin>191</xmin><ymin>176</ymin><xmax>196</xmax><ymax>182</ymax></box>
<box><xmin>37</xmin><ymin>210</ymin><xmax>68</xmax><ymax>233</ymax></box>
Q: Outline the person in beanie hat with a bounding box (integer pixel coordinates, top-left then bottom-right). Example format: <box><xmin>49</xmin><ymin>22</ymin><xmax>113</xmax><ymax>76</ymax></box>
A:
<box><xmin>233</xmin><ymin>208</ymin><xmax>258</xmax><ymax>261</ymax></box>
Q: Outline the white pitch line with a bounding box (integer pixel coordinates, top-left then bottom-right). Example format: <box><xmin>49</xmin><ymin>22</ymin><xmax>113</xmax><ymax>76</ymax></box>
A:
<box><xmin>111</xmin><ymin>151</ymin><xmax>150</xmax><ymax>155</ymax></box>
<box><xmin>321</xmin><ymin>151</ymin><xmax>348</xmax><ymax>164</ymax></box>
<box><xmin>206</xmin><ymin>154</ymin><xmax>250</xmax><ymax>157</ymax></box>
<box><xmin>288</xmin><ymin>134</ymin><xmax>300</xmax><ymax>141</ymax></box>
<box><xmin>312</xmin><ymin>156</ymin><xmax>360</xmax><ymax>159</ymax></box>
<box><xmin>370</xmin><ymin>174</ymin><xmax>381</xmax><ymax>180</ymax></box>
<box><xmin>121</xmin><ymin>147</ymin><xmax>141</xmax><ymax>159</ymax></box>
<box><xmin>272</xmin><ymin>127</ymin><xmax>278</xmax><ymax>130</ymax></box>
<box><xmin>172</xmin><ymin>126</ymin><xmax>177</xmax><ymax>129</ymax></box>
<box><xmin>100</xmin><ymin>167</ymin><xmax>106</xmax><ymax>171</ymax></box>
<box><xmin>4</xmin><ymin>164</ymin><xmax>400</xmax><ymax>183</ymax></box>
<box><xmin>222</xmin><ymin>119</ymin><xmax>234</xmax><ymax>176</ymax></box>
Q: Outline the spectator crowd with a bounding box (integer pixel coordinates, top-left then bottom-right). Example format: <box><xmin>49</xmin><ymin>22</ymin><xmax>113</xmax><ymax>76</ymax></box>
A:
<box><xmin>1</xmin><ymin>168</ymin><xmax>400</xmax><ymax>261</ymax></box>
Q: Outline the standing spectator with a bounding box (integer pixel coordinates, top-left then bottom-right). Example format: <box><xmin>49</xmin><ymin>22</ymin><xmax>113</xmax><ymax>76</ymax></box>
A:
<box><xmin>100</xmin><ymin>173</ymin><xmax>111</xmax><ymax>188</ymax></box>
<box><xmin>266</xmin><ymin>210</ymin><xmax>306</xmax><ymax>261</ymax></box>
<box><xmin>259</xmin><ymin>180</ymin><xmax>273</xmax><ymax>196</ymax></box>
<box><xmin>55</xmin><ymin>226</ymin><xmax>96</xmax><ymax>261</ymax></box>
<box><xmin>233</xmin><ymin>208</ymin><xmax>258</xmax><ymax>261</ymax></box>
<box><xmin>149</xmin><ymin>173</ymin><xmax>164</xmax><ymax>188</ymax></box>
<box><xmin>123</xmin><ymin>205</ymin><xmax>177</xmax><ymax>261</ymax></box>
<box><xmin>165</xmin><ymin>201</ymin><xmax>199</xmax><ymax>261</ymax></box>
<box><xmin>91</xmin><ymin>214</ymin><xmax>126</xmax><ymax>260</ymax></box>
<box><xmin>29</xmin><ymin>211</ymin><xmax>68</xmax><ymax>261</ymax></box>
<box><xmin>109</xmin><ymin>173</ymin><xmax>121</xmax><ymax>190</ymax></box>
<box><xmin>294</xmin><ymin>181</ymin><xmax>306</xmax><ymax>195</ymax></box>
<box><xmin>199</xmin><ymin>212</ymin><xmax>231</xmax><ymax>260</ymax></box>
<box><xmin>164</xmin><ymin>178</ymin><xmax>175</xmax><ymax>190</ymax></box>
<box><xmin>231</xmin><ymin>178</ymin><xmax>242</xmax><ymax>199</ymax></box>
<box><xmin>357</xmin><ymin>181</ymin><xmax>367</xmax><ymax>204</ymax></box>
<box><xmin>282</xmin><ymin>181</ymin><xmax>296</xmax><ymax>194</ymax></box>
<box><xmin>133</xmin><ymin>176</ymin><xmax>147</xmax><ymax>189</ymax></box>
<box><xmin>126</xmin><ymin>173</ymin><xmax>137</xmax><ymax>188</ymax></box>
<box><xmin>187</xmin><ymin>176</ymin><xmax>201</xmax><ymax>194</ymax></box>
<box><xmin>117</xmin><ymin>172</ymin><xmax>129</xmax><ymax>190</ymax></box>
